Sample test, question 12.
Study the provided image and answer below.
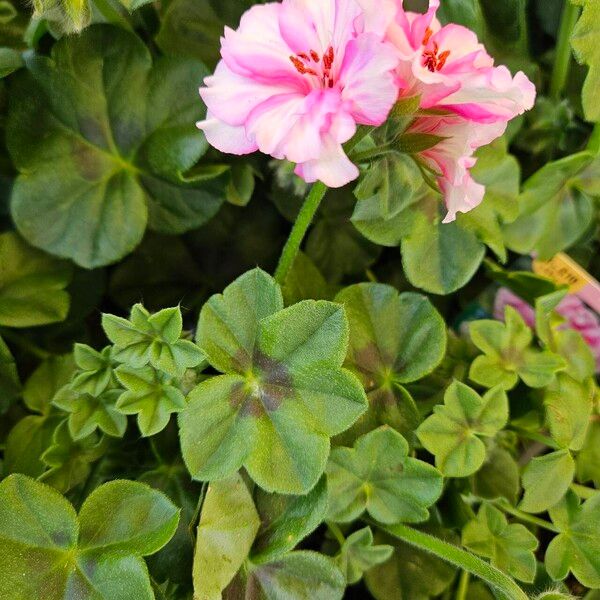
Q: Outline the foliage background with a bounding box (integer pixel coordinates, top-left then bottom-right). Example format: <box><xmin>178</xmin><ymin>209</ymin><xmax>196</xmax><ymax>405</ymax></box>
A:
<box><xmin>0</xmin><ymin>0</ymin><xmax>599</xmax><ymax>599</ymax></box>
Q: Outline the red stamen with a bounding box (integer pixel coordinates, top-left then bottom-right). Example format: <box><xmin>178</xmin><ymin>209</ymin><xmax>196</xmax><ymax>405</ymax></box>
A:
<box><xmin>290</xmin><ymin>56</ymin><xmax>318</xmax><ymax>76</ymax></box>
<box><xmin>323</xmin><ymin>46</ymin><xmax>334</xmax><ymax>70</ymax></box>
<box><xmin>422</xmin><ymin>42</ymin><xmax>450</xmax><ymax>72</ymax></box>
<box><xmin>436</xmin><ymin>50</ymin><xmax>450</xmax><ymax>71</ymax></box>
<box><xmin>298</xmin><ymin>52</ymin><xmax>310</xmax><ymax>62</ymax></box>
<box><xmin>310</xmin><ymin>50</ymin><xmax>320</xmax><ymax>62</ymax></box>
<box><xmin>422</xmin><ymin>27</ymin><xmax>433</xmax><ymax>45</ymax></box>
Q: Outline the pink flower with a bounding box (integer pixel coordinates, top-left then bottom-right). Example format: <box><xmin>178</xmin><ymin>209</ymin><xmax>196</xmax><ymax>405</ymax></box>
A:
<box><xmin>197</xmin><ymin>0</ymin><xmax>399</xmax><ymax>188</ymax></box>
<box><xmin>494</xmin><ymin>288</ymin><xmax>600</xmax><ymax>372</ymax></box>
<box><xmin>371</xmin><ymin>0</ymin><xmax>536</xmax><ymax>221</ymax></box>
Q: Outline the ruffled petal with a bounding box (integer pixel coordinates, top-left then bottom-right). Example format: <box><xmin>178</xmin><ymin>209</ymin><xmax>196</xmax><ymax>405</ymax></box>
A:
<box><xmin>196</xmin><ymin>113</ymin><xmax>257</xmax><ymax>155</ymax></box>
<box><xmin>440</xmin><ymin>171</ymin><xmax>485</xmax><ymax>223</ymax></box>
<box><xmin>295</xmin><ymin>136</ymin><xmax>359</xmax><ymax>187</ymax></box>
<box><xmin>338</xmin><ymin>33</ymin><xmax>399</xmax><ymax>125</ymax></box>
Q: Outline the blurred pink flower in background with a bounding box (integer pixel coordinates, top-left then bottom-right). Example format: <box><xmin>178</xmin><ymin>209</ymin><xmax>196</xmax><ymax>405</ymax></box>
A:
<box><xmin>494</xmin><ymin>288</ymin><xmax>600</xmax><ymax>372</ymax></box>
<box><xmin>197</xmin><ymin>0</ymin><xmax>399</xmax><ymax>188</ymax></box>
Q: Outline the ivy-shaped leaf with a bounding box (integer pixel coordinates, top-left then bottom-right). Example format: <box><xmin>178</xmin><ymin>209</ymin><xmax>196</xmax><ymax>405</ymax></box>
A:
<box><xmin>115</xmin><ymin>365</ymin><xmax>186</xmax><ymax>437</ymax></box>
<box><xmin>102</xmin><ymin>304</ymin><xmax>204</xmax><ymax>378</ymax></box>
<box><xmin>334</xmin><ymin>283</ymin><xmax>446</xmax><ymax>445</ymax></box>
<box><xmin>193</xmin><ymin>473</ymin><xmax>260</xmax><ymax>600</ymax></box>
<box><xmin>0</xmin><ymin>231</ymin><xmax>72</xmax><ymax>327</ymax></box>
<box><xmin>417</xmin><ymin>381</ymin><xmax>509</xmax><ymax>477</ymax></box>
<box><xmin>469</xmin><ymin>306</ymin><xmax>565</xmax><ymax>390</ymax></box>
<box><xmin>326</xmin><ymin>426</ymin><xmax>443</xmax><ymax>525</ymax></box>
<box><xmin>519</xmin><ymin>450</ymin><xmax>575</xmax><ymax>514</ymax></box>
<box><xmin>180</xmin><ymin>268</ymin><xmax>367</xmax><ymax>494</ymax></box>
<box><xmin>462</xmin><ymin>503</ymin><xmax>538</xmax><ymax>583</ymax></box>
<box><xmin>502</xmin><ymin>153</ymin><xmax>598</xmax><ymax>259</ymax></box>
<box><xmin>38</xmin><ymin>421</ymin><xmax>107</xmax><ymax>493</ymax></box>
<box><xmin>251</xmin><ymin>476</ymin><xmax>328</xmax><ymax>563</ymax></box>
<box><xmin>571</xmin><ymin>0</ymin><xmax>600</xmax><ymax>122</ymax></box>
<box><xmin>70</xmin><ymin>344</ymin><xmax>119</xmax><ymax>396</ymax></box>
<box><xmin>7</xmin><ymin>25</ymin><xmax>228</xmax><ymax>268</ymax></box>
<box><xmin>335</xmin><ymin>527</ymin><xmax>393</xmax><ymax>585</ymax></box>
<box><xmin>224</xmin><ymin>551</ymin><xmax>345</xmax><ymax>600</ymax></box>
<box><xmin>0</xmin><ymin>475</ymin><xmax>179</xmax><ymax>599</ymax></box>
<box><xmin>53</xmin><ymin>387</ymin><xmax>127</xmax><ymax>440</ymax></box>
<box><xmin>546</xmin><ymin>490</ymin><xmax>600</xmax><ymax>588</ymax></box>
<box><xmin>472</xmin><ymin>443</ymin><xmax>521</xmax><ymax>505</ymax></box>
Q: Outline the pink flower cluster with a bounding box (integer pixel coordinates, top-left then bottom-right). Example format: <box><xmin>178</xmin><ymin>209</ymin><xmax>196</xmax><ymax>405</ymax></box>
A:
<box><xmin>494</xmin><ymin>288</ymin><xmax>600</xmax><ymax>372</ymax></box>
<box><xmin>198</xmin><ymin>0</ymin><xmax>535</xmax><ymax>222</ymax></box>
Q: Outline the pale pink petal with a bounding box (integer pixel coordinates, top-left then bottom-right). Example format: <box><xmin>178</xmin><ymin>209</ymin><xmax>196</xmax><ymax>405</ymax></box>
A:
<box><xmin>440</xmin><ymin>171</ymin><xmax>485</xmax><ymax>223</ymax></box>
<box><xmin>200</xmin><ymin>60</ymin><xmax>301</xmax><ymax>127</ymax></box>
<box><xmin>196</xmin><ymin>113</ymin><xmax>257</xmax><ymax>155</ymax></box>
<box><xmin>295</xmin><ymin>136</ymin><xmax>359</xmax><ymax>187</ymax></box>
<box><xmin>494</xmin><ymin>288</ymin><xmax>536</xmax><ymax>327</ymax></box>
<box><xmin>220</xmin><ymin>4</ymin><xmax>301</xmax><ymax>82</ymax></box>
<box><xmin>338</xmin><ymin>34</ymin><xmax>399</xmax><ymax>125</ymax></box>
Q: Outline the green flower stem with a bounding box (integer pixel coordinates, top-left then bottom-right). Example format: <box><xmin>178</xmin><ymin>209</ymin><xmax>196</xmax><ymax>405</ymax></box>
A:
<box><xmin>587</xmin><ymin>122</ymin><xmax>600</xmax><ymax>156</ymax></box>
<box><xmin>571</xmin><ymin>482</ymin><xmax>598</xmax><ymax>500</ymax></box>
<box><xmin>274</xmin><ymin>180</ymin><xmax>328</xmax><ymax>284</ymax></box>
<box><xmin>327</xmin><ymin>522</ymin><xmax>346</xmax><ymax>547</ymax></box>
<box><xmin>493</xmin><ymin>500</ymin><xmax>560</xmax><ymax>533</ymax></box>
<box><xmin>550</xmin><ymin>0</ymin><xmax>581</xmax><ymax>100</ymax></box>
<box><xmin>370</xmin><ymin>521</ymin><xmax>529</xmax><ymax>600</ymax></box>
<box><xmin>456</xmin><ymin>570</ymin><xmax>470</xmax><ymax>600</ymax></box>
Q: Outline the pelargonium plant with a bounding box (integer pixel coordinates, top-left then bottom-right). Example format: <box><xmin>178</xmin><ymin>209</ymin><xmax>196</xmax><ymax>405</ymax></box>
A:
<box><xmin>0</xmin><ymin>0</ymin><xmax>599</xmax><ymax>599</ymax></box>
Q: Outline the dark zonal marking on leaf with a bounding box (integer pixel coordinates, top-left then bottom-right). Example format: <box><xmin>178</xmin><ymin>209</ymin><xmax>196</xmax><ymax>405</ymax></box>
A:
<box><xmin>229</xmin><ymin>382</ymin><xmax>262</xmax><ymax>417</ymax></box>
<box><xmin>71</xmin><ymin>139</ymin><xmax>105</xmax><ymax>181</ymax></box>
<box><xmin>369</xmin><ymin>387</ymin><xmax>396</xmax><ymax>408</ymax></box>
<box><xmin>253</xmin><ymin>350</ymin><xmax>293</xmax><ymax>412</ymax></box>
<box><xmin>354</xmin><ymin>343</ymin><xmax>392</xmax><ymax>379</ymax></box>
<box><xmin>50</xmin><ymin>530</ymin><xmax>72</xmax><ymax>547</ymax></box>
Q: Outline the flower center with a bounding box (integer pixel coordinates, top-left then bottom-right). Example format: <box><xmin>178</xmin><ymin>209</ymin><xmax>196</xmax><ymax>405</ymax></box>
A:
<box><xmin>290</xmin><ymin>46</ymin><xmax>336</xmax><ymax>88</ymax></box>
<box><xmin>421</xmin><ymin>28</ymin><xmax>450</xmax><ymax>73</ymax></box>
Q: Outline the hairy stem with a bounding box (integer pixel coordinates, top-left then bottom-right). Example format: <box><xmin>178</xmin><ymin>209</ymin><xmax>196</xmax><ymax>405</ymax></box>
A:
<box><xmin>493</xmin><ymin>500</ymin><xmax>560</xmax><ymax>533</ymax></box>
<box><xmin>370</xmin><ymin>521</ymin><xmax>529</xmax><ymax>600</ymax></box>
<box><xmin>456</xmin><ymin>570</ymin><xmax>470</xmax><ymax>600</ymax></box>
<box><xmin>550</xmin><ymin>0</ymin><xmax>581</xmax><ymax>100</ymax></box>
<box><xmin>274</xmin><ymin>181</ymin><xmax>328</xmax><ymax>284</ymax></box>
<box><xmin>327</xmin><ymin>521</ymin><xmax>346</xmax><ymax>548</ymax></box>
<box><xmin>571</xmin><ymin>482</ymin><xmax>598</xmax><ymax>500</ymax></box>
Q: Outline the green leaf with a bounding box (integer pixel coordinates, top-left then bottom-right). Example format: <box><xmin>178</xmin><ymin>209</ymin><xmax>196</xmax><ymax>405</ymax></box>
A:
<box><xmin>251</xmin><ymin>476</ymin><xmax>328</xmax><ymax>563</ymax></box>
<box><xmin>503</xmin><ymin>153</ymin><xmax>597</xmax><ymax>259</ymax></box>
<box><xmin>306</xmin><ymin>188</ymin><xmax>380</xmax><ymax>283</ymax></box>
<box><xmin>544</xmin><ymin>374</ymin><xmax>594</xmax><ymax>450</ymax></box>
<box><xmin>39</xmin><ymin>421</ymin><xmax>106</xmax><ymax>493</ymax></box>
<box><xmin>0</xmin><ymin>474</ymin><xmax>179</xmax><ymax>600</ymax></box>
<box><xmin>520</xmin><ymin>450</ymin><xmax>575</xmax><ymax>514</ymax></box>
<box><xmin>115</xmin><ymin>365</ymin><xmax>186</xmax><ymax>437</ymax></box>
<box><xmin>7</xmin><ymin>26</ymin><xmax>227</xmax><ymax>268</ymax></box>
<box><xmin>181</xmin><ymin>269</ymin><xmax>367</xmax><ymax>494</ymax></box>
<box><xmin>282</xmin><ymin>252</ymin><xmax>330</xmax><ymax>306</ymax></box>
<box><xmin>401</xmin><ymin>199</ymin><xmax>486</xmax><ymax>295</ymax></box>
<box><xmin>53</xmin><ymin>386</ymin><xmax>127</xmax><ymax>440</ymax></box>
<box><xmin>103</xmin><ymin>304</ymin><xmax>204</xmax><ymax>377</ymax></box>
<box><xmin>326</xmin><ymin>426</ymin><xmax>443</xmax><ymax>524</ymax></box>
<box><xmin>546</xmin><ymin>490</ymin><xmax>600</xmax><ymax>588</ymax></box>
<box><xmin>335</xmin><ymin>527</ymin><xmax>393</xmax><ymax>585</ymax></box>
<box><xmin>0</xmin><ymin>47</ymin><xmax>22</xmax><ymax>78</ymax></box>
<box><xmin>365</xmin><ymin>525</ymin><xmax>457</xmax><ymax>600</ymax></box>
<box><xmin>224</xmin><ymin>551</ymin><xmax>345</xmax><ymax>600</ymax></box>
<box><xmin>417</xmin><ymin>381</ymin><xmax>509</xmax><ymax>477</ymax></box>
<box><xmin>469</xmin><ymin>306</ymin><xmax>565</xmax><ymax>390</ymax></box>
<box><xmin>0</xmin><ymin>334</ymin><xmax>20</xmax><ymax>412</ymax></box>
<box><xmin>472</xmin><ymin>444</ymin><xmax>521</xmax><ymax>505</ymax></box>
<box><xmin>78</xmin><ymin>479</ymin><xmax>180</xmax><ymax>554</ymax></box>
<box><xmin>194</xmin><ymin>473</ymin><xmax>260</xmax><ymax>600</ymax></box>
<box><xmin>458</xmin><ymin>138</ymin><xmax>521</xmax><ymax>262</ymax></box>
<box><xmin>571</xmin><ymin>0</ymin><xmax>600</xmax><ymax>122</ymax></box>
<box><xmin>155</xmin><ymin>0</ymin><xmax>223</xmax><ymax>67</ymax></box>
<box><xmin>3</xmin><ymin>355</ymin><xmax>75</xmax><ymax>477</ymax></box>
<box><xmin>576</xmin><ymin>421</ymin><xmax>600</xmax><ymax>487</ymax></box>
<box><xmin>462</xmin><ymin>503</ymin><xmax>538</xmax><ymax>582</ymax></box>
<box><xmin>71</xmin><ymin>344</ymin><xmax>118</xmax><ymax>396</ymax></box>
<box><xmin>226</xmin><ymin>163</ymin><xmax>255</xmax><ymax>207</ymax></box>
<box><xmin>0</xmin><ymin>231</ymin><xmax>72</xmax><ymax>327</ymax></box>
<box><xmin>334</xmin><ymin>283</ymin><xmax>445</xmax><ymax>444</ymax></box>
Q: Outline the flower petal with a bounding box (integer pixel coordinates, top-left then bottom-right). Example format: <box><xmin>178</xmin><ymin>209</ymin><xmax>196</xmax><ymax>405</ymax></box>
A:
<box><xmin>196</xmin><ymin>113</ymin><xmax>257</xmax><ymax>155</ymax></box>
